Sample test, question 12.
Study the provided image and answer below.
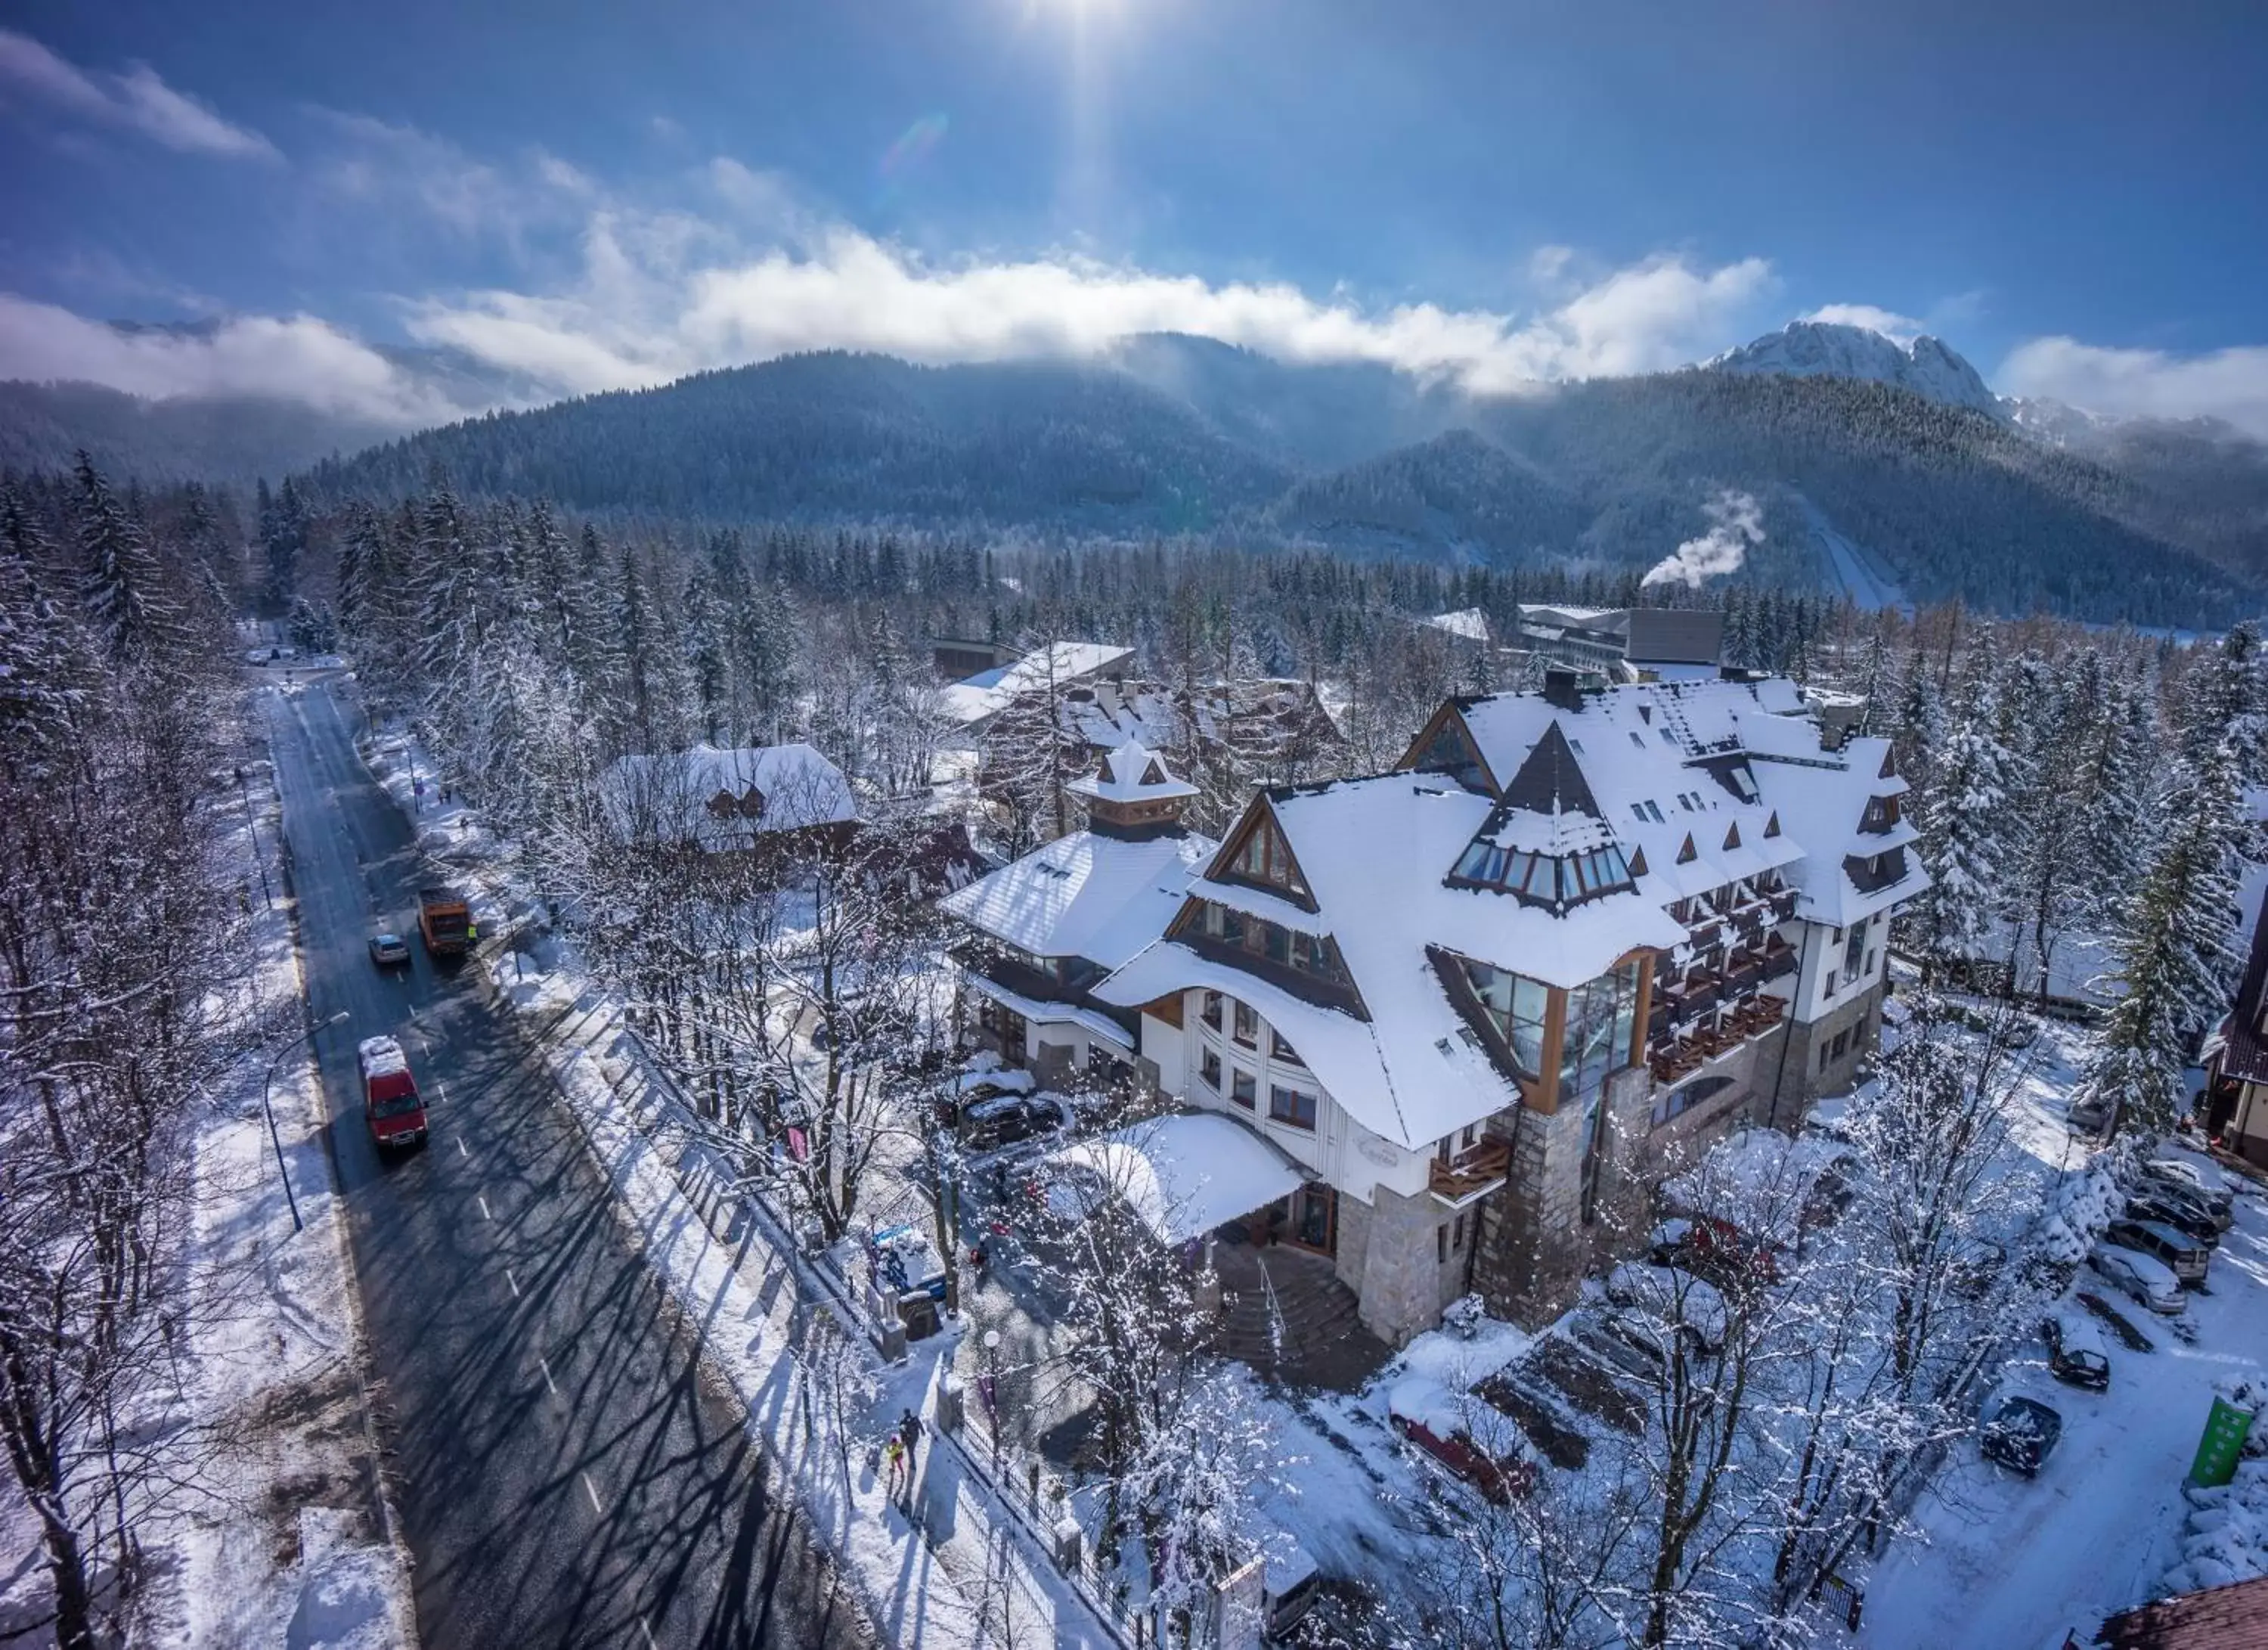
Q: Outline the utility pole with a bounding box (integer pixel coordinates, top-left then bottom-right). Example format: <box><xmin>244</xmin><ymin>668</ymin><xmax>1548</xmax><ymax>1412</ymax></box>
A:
<box><xmin>264</xmin><ymin>1010</ymin><xmax>349</xmax><ymax>1232</ymax></box>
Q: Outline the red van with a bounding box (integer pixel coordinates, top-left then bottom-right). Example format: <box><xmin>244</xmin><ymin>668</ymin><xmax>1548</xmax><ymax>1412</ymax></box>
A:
<box><xmin>357</xmin><ymin>1034</ymin><xmax>428</xmax><ymax>1151</ymax></box>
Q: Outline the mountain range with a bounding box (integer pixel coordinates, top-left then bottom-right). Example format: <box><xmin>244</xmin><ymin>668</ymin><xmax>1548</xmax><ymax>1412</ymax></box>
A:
<box><xmin>3</xmin><ymin>321</ymin><xmax>2263</xmax><ymax>628</ymax></box>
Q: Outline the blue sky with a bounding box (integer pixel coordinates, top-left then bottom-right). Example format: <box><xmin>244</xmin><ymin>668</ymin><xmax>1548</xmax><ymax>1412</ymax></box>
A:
<box><xmin>2</xmin><ymin>0</ymin><xmax>2263</xmax><ymax>431</ymax></box>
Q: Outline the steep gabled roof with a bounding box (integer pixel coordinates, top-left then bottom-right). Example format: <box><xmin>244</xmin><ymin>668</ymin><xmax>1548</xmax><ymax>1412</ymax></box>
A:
<box><xmin>1068</xmin><ymin>737</ymin><xmax>1199</xmax><ymax>805</ymax></box>
<box><xmin>941</xmin><ymin>827</ymin><xmax>1218</xmax><ymax>969</ymax></box>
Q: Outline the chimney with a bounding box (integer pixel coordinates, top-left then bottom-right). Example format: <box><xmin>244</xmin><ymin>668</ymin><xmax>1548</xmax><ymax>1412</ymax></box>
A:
<box><xmin>1542</xmin><ymin>666</ymin><xmax>1584</xmax><ymax>712</ymax></box>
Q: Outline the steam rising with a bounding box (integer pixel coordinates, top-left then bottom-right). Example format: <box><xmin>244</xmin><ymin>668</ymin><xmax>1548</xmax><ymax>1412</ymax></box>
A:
<box><xmin>1641</xmin><ymin>489</ymin><xmax>1765</xmax><ymax>588</ymax></box>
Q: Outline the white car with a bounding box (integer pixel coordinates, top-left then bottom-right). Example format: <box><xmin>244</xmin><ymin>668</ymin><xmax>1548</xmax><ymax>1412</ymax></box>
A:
<box><xmin>2089</xmin><ymin>1242</ymin><xmax>2184</xmax><ymax>1315</ymax></box>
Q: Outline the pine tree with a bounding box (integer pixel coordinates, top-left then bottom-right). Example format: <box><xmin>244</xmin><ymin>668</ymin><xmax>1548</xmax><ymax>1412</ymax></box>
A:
<box><xmin>2077</xmin><ymin>740</ymin><xmax>2245</xmax><ymax>1133</ymax></box>
<box><xmin>681</xmin><ymin>569</ymin><xmax>729</xmax><ymax>744</ymax></box>
<box><xmin>0</xmin><ymin>484</ymin><xmax>89</xmax><ymax>763</ymax></box>
<box><xmin>1912</xmin><ymin>676</ymin><xmax>2015</xmax><ymax>983</ymax></box>
<box><xmin>73</xmin><ymin>452</ymin><xmax>176</xmax><ymax>668</ymax></box>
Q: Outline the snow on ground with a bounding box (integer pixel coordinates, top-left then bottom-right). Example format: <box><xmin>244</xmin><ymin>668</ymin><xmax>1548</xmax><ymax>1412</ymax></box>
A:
<box><xmin>129</xmin><ymin>706</ymin><xmax>413</xmax><ymax>1649</ymax></box>
<box><xmin>1859</xmin><ymin>1159</ymin><xmax>2268</xmax><ymax>1650</ymax></box>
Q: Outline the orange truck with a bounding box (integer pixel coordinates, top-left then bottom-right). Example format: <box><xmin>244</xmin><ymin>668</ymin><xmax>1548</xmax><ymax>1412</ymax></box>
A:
<box><xmin>417</xmin><ymin>886</ymin><xmax>472</xmax><ymax>957</ymax></box>
<box><xmin>357</xmin><ymin>1034</ymin><xmax>429</xmax><ymax>1151</ymax></box>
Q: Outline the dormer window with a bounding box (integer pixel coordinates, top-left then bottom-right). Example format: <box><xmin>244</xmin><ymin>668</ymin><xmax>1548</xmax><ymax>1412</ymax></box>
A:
<box><xmin>1228</xmin><ymin>814</ymin><xmax>1309</xmax><ymax>898</ymax></box>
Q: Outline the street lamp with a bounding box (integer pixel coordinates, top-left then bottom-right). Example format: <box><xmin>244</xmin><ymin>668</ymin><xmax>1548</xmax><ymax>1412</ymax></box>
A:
<box><xmin>982</xmin><ymin>1328</ymin><xmax>1003</xmax><ymax>1471</ymax></box>
<box><xmin>264</xmin><ymin>1010</ymin><xmax>349</xmax><ymax>1232</ymax></box>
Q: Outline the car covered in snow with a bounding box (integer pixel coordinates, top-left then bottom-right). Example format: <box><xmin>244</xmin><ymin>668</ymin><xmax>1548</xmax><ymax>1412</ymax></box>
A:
<box><xmin>2123</xmin><ymin>1185</ymin><xmax>2223</xmax><ymax>1247</ymax></box>
<box><xmin>2142</xmin><ymin>1157</ymin><xmax>2235</xmax><ymax>1224</ymax></box>
<box><xmin>2089</xmin><ymin>1242</ymin><xmax>2184</xmax><ymax>1315</ymax></box>
<box><xmin>1385</xmin><ymin>1385</ymin><xmax>1536</xmax><ymax>1506</ymax></box>
<box><xmin>2067</xmin><ymin>1093</ymin><xmax>2117</xmax><ymax>1136</ymax></box>
<box><xmin>1980</xmin><ymin>1394</ymin><xmax>2063</xmax><ymax>1475</ymax></box>
<box><xmin>1603</xmin><ymin>1264</ymin><xmax>1727</xmax><ymax>1355</ymax></box>
<box><xmin>961</xmin><ymin>1093</ymin><xmax>1069</xmax><ymax>1152</ymax></box>
<box><xmin>2102</xmin><ymin>1217</ymin><xmax>2211</xmax><ymax>1286</ymax></box>
<box><xmin>2040</xmin><ymin>1308</ymin><xmax>2111</xmax><ymax>1390</ymax></box>
<box><xmin>935</xmin><ymin>1064</ymin><xmax>1037</xmax><ymax>1124</ymax></box>
<box><xmin>1647</xmin><ymin>1214</ymin><xmax>1782</xmax><ymax>1290</ymax></box>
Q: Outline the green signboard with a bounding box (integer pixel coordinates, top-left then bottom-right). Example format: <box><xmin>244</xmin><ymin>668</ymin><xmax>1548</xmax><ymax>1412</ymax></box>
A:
<box><xmin>2189</xmin><ymin>1397</ymin><xmax>2254</xmax><ymax>1488</ymax></box>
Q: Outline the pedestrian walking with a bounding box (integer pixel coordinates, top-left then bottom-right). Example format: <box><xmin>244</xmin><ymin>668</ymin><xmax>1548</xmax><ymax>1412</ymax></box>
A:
<box><xmin>899</xmin><ymin>1407</ymin><xmax>923</xmax><ymax>1470</ymax></box>
<box><xmin>883</xmin><ymin>1435</ymin><xmax>906</xmax><ymax>1500</ymax></box>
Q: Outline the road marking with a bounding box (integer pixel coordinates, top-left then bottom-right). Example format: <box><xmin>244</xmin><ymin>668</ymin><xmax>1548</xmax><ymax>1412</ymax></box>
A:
<box><xmin>539</xmin><ymin>1356</ymin><xmax>559</xmax><ymax>1395</ymax></box>
<box><xmin>506</xmin><ymin>1267</ymin><xmax>521</xmax><ymax>1298</ymax></box>
<box><xmin>479</xmin><ymin>1194</ymin><xmax>493</xmax><ymax>1222</ymax></box>
<box><xmin>582</xmin><ymin>1472</ymin><xmax>604</xmax><ymax>1515</ymax></box>
<box><xmin>455</xmin><ymin>1136</ymin><xmax>468</xmax><ymax>1159</ymax></box>
<box><xmin>436</xmin><ymin>1079</ymin><xmax>448</xmax><ymax>1104</ymax></box>
<box><xmin>641</xmin><ymin>1619</ymin><xmax>658</xmax><ymax>1648</ymax></box>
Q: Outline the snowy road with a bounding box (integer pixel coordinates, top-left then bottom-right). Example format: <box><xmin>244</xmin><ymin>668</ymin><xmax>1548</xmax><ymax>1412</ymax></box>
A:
<box><xmin>267</xmin><ymin>677</ymin><xmax>871</xmax><ymax>1650</ymax></box>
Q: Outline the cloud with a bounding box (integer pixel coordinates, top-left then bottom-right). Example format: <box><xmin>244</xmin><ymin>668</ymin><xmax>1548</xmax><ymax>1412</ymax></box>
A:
<box><xmin>0</xmin><ymin>28</ymin><xmax>277</xmax><ymax>159</ymax></box>
<box><xmin>1801</xmin><ymin>302</ymin><xmax>1926</xmax><ymax>345</ymax></box>
<box><xmin>398</xmin><ymin>203</ymin><xmax>1777</xmax><ymax>400</ymax></box>
<box><xmin>0</xmin><ymin>295</ymin><xmax>460</xmax><ymax>424</ymax></box>
<box><xmin>1641</xmin><ymin>489</ymin><xmax>1765</xmax><ymax>588</ymax></box>
<box><xmin>1998</xmin><ymin>336</ymin><xmax>2268</xmax><ymax>440</ymax></box>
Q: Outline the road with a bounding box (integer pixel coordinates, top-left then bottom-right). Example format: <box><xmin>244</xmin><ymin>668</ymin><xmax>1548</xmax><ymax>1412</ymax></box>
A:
<box><xmin>265</xmin><ymin>673</ymin><xmax>872</xmax><ymax>1650</ymax></box>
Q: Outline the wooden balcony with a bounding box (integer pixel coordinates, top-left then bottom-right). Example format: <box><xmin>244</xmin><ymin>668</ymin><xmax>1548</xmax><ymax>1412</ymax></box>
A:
<box><xmin>1430</xmin><ymin>1139</ymin><xmax>1512</xmax><ymax>1204</ymax></box>
<box><xmin>1768</xmin><ymin>888</ymin><xmax>1799</xmax><ymax>923</ymax></box>
<box><xmin>1761</xmin><ymin>939</ymin><xmax>1799</xmax><ymax>982</ymax></box>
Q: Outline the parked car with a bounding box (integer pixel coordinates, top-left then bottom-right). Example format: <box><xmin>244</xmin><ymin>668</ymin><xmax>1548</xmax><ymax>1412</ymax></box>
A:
<box><xmin>367</xmin><ymin>932</ymin><xmax>411</xmax><ymax>969</ymax></box>
<box><xmin>2102</xmin><ymin>1217</ymin><xmax>2211</xmax><ymax>1287</ymax></box>
<box><xmin>962</xmin><ymin>1093</ymin><xmax>1068</xmax><ymax>1152</ymax></box>
<box><xmin>2124</xmin><ymin>1187</ymin><xmax>2222</xmax><ymax>1247</ymax></box>
<box><xmin>1570</xmin><ymin>1310</ymin><xmax>1669</xmax><ymax>1382</ymax></box>
<box><xmin>1647</xmin><ymin>1214</ymin><xmax>1781</xmax><ymax>1290</ymax></box>
<box><xmin>2088</xmin><ymin>1243</ymin><xmax>2185</xmax><ymax>1314</ymax></box>
<box><xmin>1387</xmin><ymin>1406</ymin><xmax>1535</xmax><ymax>1505</ymax></box>
<box><xmin>2040</xmin><ymin>1309</ymin><xmax>2112</xmax><ymax>1390</ymax></box>
<box><xmin>1980</xmin><ymin>1395</ymin><xmax>2063</xmax><ymax>1475</ymax></box>
<box><xmin>2141</xmin><ymin>1158</ymin><xmax>2235</xmax><ymax>1226</ymax></box>
<box><xmin>2068</xmin><ymin>1093</ymin><xmax>2117</xmax><ymax>1135</ymax></box>
<box><xmin>1604</xmin><ymin>1264</ymin><xmax>1727</xmax><ymax>1354</ymax></box>
<box><xmin>935</xmin><ymin>1065</ymin><xmax>1038</xmax><ymax>1125</ymax></box>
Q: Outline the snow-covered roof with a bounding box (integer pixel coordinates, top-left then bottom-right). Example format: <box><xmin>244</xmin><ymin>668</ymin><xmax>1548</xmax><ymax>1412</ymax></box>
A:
<box><xmin>938</xmin><ymin>641</ymin><xmax>1133</xmax><ymax>725</ymax></box>
<box><xmin>1427</xmin><ymin>608</ymin><xmax>1492</xmax><ymax>643</ymax></box>
<box><xmin>940</xmin><ymin>827</ymin><xmax>1218</xmax><ymax>969</ymax></box>
<box><xmin>1101</xmin><ymin>771</ymin><xmax>1685</xmax><ymax>1149</ymax></box>
<box><xmin>1040</xmin><ymin>1112</ymin><xmax>1305</xmax><ymax>1244</ymax></box>
<box><xmin>1067</xmin><ymin>737</ymin><xmax>1199</xmax><ymax>805</ymax></box>
<box><xmin>1096</xmin><ymin>674</ymin><xmax>1926</xmax><ymax>1149</ymax></box>
<box><xmin>957</xmin><ymin>970</ymin><xmax>1137</xmax><ymax>1051</ymax></box>
<box><xmin>601</xmin><ymin>743</ymin><xmax>857</xmax><ymax>847</ymax></box>
<box><xmin>357</xmin><ymin>1035</ymin><xmax>408</xmax><ymax>1077</ymax></box>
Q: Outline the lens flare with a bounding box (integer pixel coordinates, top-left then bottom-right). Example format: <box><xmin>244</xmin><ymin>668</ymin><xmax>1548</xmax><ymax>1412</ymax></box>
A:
<box><xmin>878</xmin><ymin>113</ymin><xmax>949</xmax><ymax>182</ymax></box>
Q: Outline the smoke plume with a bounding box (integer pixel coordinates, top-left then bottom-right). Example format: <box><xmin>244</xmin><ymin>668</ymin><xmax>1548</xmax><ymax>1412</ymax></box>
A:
<box><xmin>1641</xmin><ymin>489</ymin><xmax>1765</xmax><ymax>588</ymax></box>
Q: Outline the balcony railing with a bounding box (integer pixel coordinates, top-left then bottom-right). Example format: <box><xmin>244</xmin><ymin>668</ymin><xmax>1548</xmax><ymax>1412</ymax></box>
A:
<box><xmin>1647</xmin><ymin>991</ymin><xmax>1791</xmax><ymax>1084</ymax></box>
<box><xmin>1430</xmin><ymin>1138</ymin><xmax>1512</xmax><ymax>1203</ymax></box>
<box><xmin>1768</xmin><ymin>887</ymin><xmax>1799</xmax><ymax>923</ymax></box>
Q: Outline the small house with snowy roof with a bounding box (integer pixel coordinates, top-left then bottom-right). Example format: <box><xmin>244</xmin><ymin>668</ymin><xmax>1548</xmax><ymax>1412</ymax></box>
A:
<box><xmin>940</xmin><ymin>739</ymin><xmax>1219</xmax><ymax>1087</ymax></box>
<box><xmin>600</xmin><ymin>743</ymin><xmax>860</xmax><ymax>858</ymax></box>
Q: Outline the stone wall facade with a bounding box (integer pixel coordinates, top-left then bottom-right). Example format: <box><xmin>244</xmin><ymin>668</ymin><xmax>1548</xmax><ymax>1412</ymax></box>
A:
<box><xmin>1765</xmin><ymin>980</ymin><xmax>1885</xmax><ymax>1127</ymax></box>
<box><xmin>1340</xmin><ymin>1182</ymin><xmax>1476</xmax><ymax>1345</ymax></box>
<box><xmin>1466</xmin><ymin>1063</ymin><xmax>1654</xmax><ymax>1329</ymax></box>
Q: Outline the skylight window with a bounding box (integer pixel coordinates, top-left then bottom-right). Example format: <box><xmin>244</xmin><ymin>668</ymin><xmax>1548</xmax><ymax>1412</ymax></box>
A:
<box><xmin>1629</xmin><ymin>731</ymin><xmax>1647</xmax><ymax>748</ymax></box>
<box><xmin>1659</xmin><ymin>729</ymin><xmax>1678</xmax><ymax>746</ymax></box>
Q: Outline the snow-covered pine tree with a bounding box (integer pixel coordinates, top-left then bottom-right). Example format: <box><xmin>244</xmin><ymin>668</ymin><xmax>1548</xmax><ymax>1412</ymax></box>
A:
<box><xmin>2075</xmin><ymin>738</ymin><xmax>2245</xmax><ymax>1133</ymax></box>
<box><xmin>680</xmin><ymin>568</ymin><xmax>729</xmax><ymax>745</ymax></box>
<box><xmin>72</xmin><ymin>452</ymin><xmax>178</xmax><ymax>668</ymax></box>
<box><xmin>1911</xmin><ymin>675</ymin><xmax>2015</xmax><ymax>984</ymax></box>
<box><xmin>0</xmin><ymin>484</ymin><xmax>91</xmax><ymax>762</ymax></box>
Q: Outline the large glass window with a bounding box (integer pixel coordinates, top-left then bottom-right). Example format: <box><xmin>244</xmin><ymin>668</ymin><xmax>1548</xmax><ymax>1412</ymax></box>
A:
<box><xmin>1233</xmin><ymin>1001</ymin><xmax>1259</xmax><ymax>1047</ymax></box>
<box><xmin>1842</xmin><ymin>926</ymin><xmax>1866</xmax><ymax>979</ymax></box>
<box><xmin>1232</xmin><ymin>1068</ymin><xmax>1257</xmax><ymax>1109</ymax></box>
<box><xmin>1464</xmin><ymin>961</ymin><xmax>1551</xmax><ymax>1078</ymax></box>
<box><xmin>1560</xmin><ymin>962</ymin><xmax>1639</xmax><ymax>1113</ymax></box>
